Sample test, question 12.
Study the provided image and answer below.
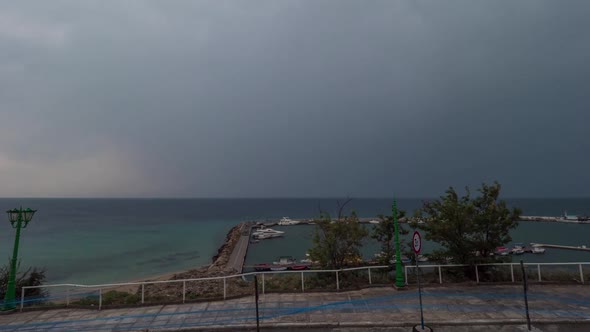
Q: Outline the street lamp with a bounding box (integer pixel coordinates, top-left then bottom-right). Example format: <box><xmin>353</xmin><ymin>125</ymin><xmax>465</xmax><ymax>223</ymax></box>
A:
<box><xmin>4</xmin><ymin>207</ymin><xmax>36</xmax><ymax>310</ymax></box>
<box><xmin>392</xmin><ymin>200</ymin><xmax>405</xmax><ymax>288</ymax></box>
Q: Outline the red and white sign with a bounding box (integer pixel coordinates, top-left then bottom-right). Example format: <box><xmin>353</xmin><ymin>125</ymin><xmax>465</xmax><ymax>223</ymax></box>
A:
<box><xmin>412</xmin><ymin>231</ymin><xmax>422</xmax><ymax>254</ymax></box>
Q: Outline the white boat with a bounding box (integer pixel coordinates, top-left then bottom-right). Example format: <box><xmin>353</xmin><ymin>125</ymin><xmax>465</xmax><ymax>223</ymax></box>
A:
<box><xmin>511</xmin><ymin>247</ymin><xmax>524</xmax><ymax>255</ymax></box>
<box><xmin>532</xmin><ymin>247</ymin><xmax>546</xmax><ymax>254</ymax></box>
<box><xmin>368</xmin><ymin>220</ymin><xmax>381</xmax><ymax>224</ymax></box>
<box><xmin>417</xmin><ymin>255</ymin><xmax>429</xmax><ymax>262</ymax></box>
<box><xmin>511</xmin><ymin>243</ymin><xmax>525</xmax><ymax>255</ymax></box>
<box><xmin>273</xmin><ymin>256</ymin><xmax>296</xmax><ymax>265</ymax></box>
<box><xmin>253</xmin><ymin>233</ymin><xmax>283</xmax><ymax>240</ymax></box>
<box><xmin>278</xmin><ymin>217</ymin><xmax>300</xmax><ymax>225</ymax></box>
<box><xmin>252</xmin><ymin>227</ymin><xmax>285</xmax><ymax>236</ymax></box>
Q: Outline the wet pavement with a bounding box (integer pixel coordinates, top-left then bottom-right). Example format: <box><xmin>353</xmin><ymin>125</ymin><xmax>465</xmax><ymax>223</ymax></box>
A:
<box><xmin>0</xmin><ymin>284</ymin><xmax>588</xmax><ymax>331</ymax></box>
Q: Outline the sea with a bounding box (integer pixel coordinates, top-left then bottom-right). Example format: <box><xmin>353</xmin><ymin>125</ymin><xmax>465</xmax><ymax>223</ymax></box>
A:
<box><xmin>0</xmin><ymin>198</ymin><xmax>588</xmax><ymax>285</ymax></box>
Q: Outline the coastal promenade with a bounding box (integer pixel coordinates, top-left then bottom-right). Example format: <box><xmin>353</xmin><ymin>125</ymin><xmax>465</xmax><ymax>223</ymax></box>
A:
<box><xmin>2</xmin><ymin>284</ymin><xmax>589</xmax><ymax>331</ymax></box>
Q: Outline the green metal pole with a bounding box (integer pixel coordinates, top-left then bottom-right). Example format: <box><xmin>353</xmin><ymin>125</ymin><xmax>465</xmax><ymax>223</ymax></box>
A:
<box><xmin>5</xmin><ymin>208</ymin><xmax>23</xmax><ymax>310</ymax></box>
<box><xmin>393</xmin><ymin>200</ymin><xmax>405</xmax><ymax>287</ymax></box>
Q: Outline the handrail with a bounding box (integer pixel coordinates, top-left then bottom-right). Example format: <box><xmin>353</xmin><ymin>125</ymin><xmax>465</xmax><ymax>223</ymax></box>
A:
<box><xmin>405</xmin><ymin>261</ymin><xmax>590</xmax><ymax>269</ymax></box>
<box><xmin>18</xmin><ymin>262</ymin><xmax>589</xmax><ymax>311</ymax></box>
<box><xmin>22</xmin><ymin>265</ymin><xmax>391</xmax><ymax>291</ymax></box>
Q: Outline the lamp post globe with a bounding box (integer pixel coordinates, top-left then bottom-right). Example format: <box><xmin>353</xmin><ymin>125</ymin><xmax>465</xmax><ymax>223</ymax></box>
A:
<box><xmin>4</xmin><ymin>207</ymin><xmax>36</xmax><ymax>310</ymax></box>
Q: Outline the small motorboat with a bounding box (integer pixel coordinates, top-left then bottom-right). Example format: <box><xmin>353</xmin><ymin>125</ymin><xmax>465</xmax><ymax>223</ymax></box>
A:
<box><xmin>511</xmin><ymin>243</ymin><xmax>525</xmax><ymax>255</ymax></box>
<box><xmin>511</xmin><ymin>247</ymin><xmax>524</xmax><ymax>255</ymax></box>
<box><xmin>252</xmin><ymin>227</ymin><xmax>285</xmax><ymax>237</ymax></box>
<box><xmin>278</xmin><ymin>217</ymin><xmax>301</xmax><ymax>225</ymax></box>
<box><xmin>495</xmin><ymin>246</ymin><xmax>510</xmax><ymax>256</ymax></box>
<box><xmin>417</xmin><ymin>255</ymin><xmax>429</xmax><ymax>262</ymax></box>
<box><xmin>290</xmin><ymin>264</ymin><xmax>309</xmax><ymax>270</ymax></box>
<box><xmin>273</xmin><ymin>256</ymin><xmax>297</xmax><ymax>265</ymax></box>
<box><xmin>532</xmin><ymin>246</ymin><xmax>546</xmax><ymax>254</ymax></box>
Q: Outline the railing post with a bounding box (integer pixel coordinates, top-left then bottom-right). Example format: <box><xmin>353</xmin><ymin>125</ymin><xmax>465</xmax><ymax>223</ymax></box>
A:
<box><xmin>183</xmin><ymin>281</ymin><xmax>187</xmax><ymax>303</ymax></box>
<box><xmin>98</xmin><ymin>288</ymin><xmax>102</xmax><ymax>311</ymax></box>
<box><xmin>66</xmin><ymin>288</ymin><xmax>70</xmax><ymax>306</ymax></box>
<box><xmin>336</xmin><ymin>271</ymin><xmax>340</xmax><ymax>291</ymax></box>
<box><xmin>475</xmin><ymin>265</ymin><xmax>479</xmax><ymax>283</ymax></box>
<box><xmin>368</xmin><ymin>268</ymin><xmax>372</xmax><ymax>285</ymax></box>
<box><xmin>580</xmin><ymin>264</ymin><xmax>585</xmax><ymax>284</ymax></box>
<box><xmin>223</xmin><ymin>277</ymin><xmax>227</xmax><ymax>300</ymax></box>
<box><xmin>405</xmin><ymin>266</ymin><xmax>409</xmax><ymax>285</ymax></box>
<box><xmin>537</xmin><ymin>264</ymin><xmax>541</xmax><ymax>282</ymax></box>
<box><xmin>438</xmin><ymin>266</ymin><xmax>442</xmax><ymax>284</ymax></box>
<box><xmin>141</xmin><ymin>284</ymin><xmax>145</xmax><ymax>304</ymax></box>
<box><xmin>20</xmin><ymin>287</ymin><xmax>25</xmax><ymax>312</ymax></box>
<box><xmin>262</xmin><ymin>273</ymin><xmax>265</xmax><ymax>294</ymax></box>
<box><xmin>301</xmin><ymin>272</ymin><xmax>305</xmax><ymax>292</ymax></box>
<box><xmin>511</xmin><ymin>264</ymin><xmax>515</xmax><ymax>283</ymax></box>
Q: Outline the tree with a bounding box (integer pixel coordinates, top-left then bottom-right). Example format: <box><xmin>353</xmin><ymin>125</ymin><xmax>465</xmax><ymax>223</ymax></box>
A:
<box><xmin>308</xmin><ymin>211</ymin><xmax>368</xmax><ymax>269</ymax></box>
<box><xmin>417</xmin><ymin>182</ymin><xmax>521</xmax><ymax>266</ymax></box>
<box><xmin>0</xmin><ymin>261</ymin><xmax>48</xmax><ymax>305</ymax></box>
<box><xmin>371</xmin><ymin>209</ymin><xmax>409</xmax><ymax>265</ymax></box>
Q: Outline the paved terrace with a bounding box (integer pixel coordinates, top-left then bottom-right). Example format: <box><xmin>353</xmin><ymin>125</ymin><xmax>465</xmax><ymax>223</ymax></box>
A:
<box><xmin>1</xmin><ymin>285</ymin><xmax>589</xmax><ymax>331</ymax></box>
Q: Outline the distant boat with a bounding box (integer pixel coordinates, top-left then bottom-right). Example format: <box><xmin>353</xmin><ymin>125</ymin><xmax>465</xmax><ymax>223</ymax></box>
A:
<box><xmin>368</xmin><ymin>220</ymin><xmax>381</xmax><ymax>224</ymax></box>
<box><xmin>273</xmin><ymin>256</ymin><xmax>297</xmax><ymax>265</ymax></box>
<box><xmin>563</xmin><ymin>210</ymin><xmax>582</xmax><ymax>222</ymax></box>
<box><xmin>252</xmin><ymin>227</ymin><xmax>284</xmax><ymax>239</ymax></box>
<box><xmin>290</xmin><ymin>264</ymin><xmax>309</xmax><ymax>270</ymax></box>
<box><xmin>417</xmin><ymin>255</ymin><xmax>429</xmax><ymax>262</ymax></box>
<box><xmin>511</xmin><ymin>243</ymin><xmax>525</xmax><ymax>255</ymax></box>
<box><xmin>278</xmin><ymin>217</ymin><xmax>301</xmax><ymax>225</ymax></box>
<box><xmin>495</xmin><ymin>247</ymin><xmax>510</xmax><ymax>256</ymax></box>
<box><xmin>511</xmin><ymin>247</ymin><xmax>524</xmax><ymax>255</ymax></box>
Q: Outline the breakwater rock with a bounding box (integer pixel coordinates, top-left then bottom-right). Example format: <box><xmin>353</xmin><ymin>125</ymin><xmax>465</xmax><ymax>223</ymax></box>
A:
<box><xmin>209</xmin><ymin>222</ymin><xmax>245</xmax><ymax>271</ymax></box>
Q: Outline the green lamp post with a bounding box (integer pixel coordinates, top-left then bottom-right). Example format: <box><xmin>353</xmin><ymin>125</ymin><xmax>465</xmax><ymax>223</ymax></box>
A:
<box><xmin>392</xmin><ymin>200</ymin><xmax>405</xmax><ymax>288</ymax></box>
<box><xmin>4</xmin><ymin>207</ymin><xmax>36</xmax><ymax>310</ymax></box>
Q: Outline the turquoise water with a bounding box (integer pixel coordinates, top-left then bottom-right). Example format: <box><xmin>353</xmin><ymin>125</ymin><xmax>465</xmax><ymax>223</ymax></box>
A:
<box><xmin>0</xmin><ymin>198</ymin><xmax>588</xmax><ymax>284</ymax></box>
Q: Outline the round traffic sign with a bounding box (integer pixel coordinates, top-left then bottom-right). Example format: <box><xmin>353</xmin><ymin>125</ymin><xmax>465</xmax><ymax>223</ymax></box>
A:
<box><xmin>412</xmin><ymin>231</ymin><xmax>422</xmax><ymax>254</ymax></box>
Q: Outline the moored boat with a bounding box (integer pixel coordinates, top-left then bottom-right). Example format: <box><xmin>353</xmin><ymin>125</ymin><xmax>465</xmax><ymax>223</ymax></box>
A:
<box><xmin>495</xmin><ymin>246</ymin><xmax>510</xmax><ymax>256</ymax></box>
<box><xmin>278</xmin><ymin>217</ymin><xmax>301</xmax><ymax>225</ymax></box>
<box><xmin>290</xmin><ymin>264</ymin><xmax>309</xmax><ymax>270</ymax></box>
<box><xmin>273</xmin><ymin>256</ymin><xmax>297</xmax><ymax>265</ymax></box>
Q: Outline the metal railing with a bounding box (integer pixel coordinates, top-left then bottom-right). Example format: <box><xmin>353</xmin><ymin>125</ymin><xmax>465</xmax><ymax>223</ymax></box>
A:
<box><xmin>20</xmin><ymin>265</ymin><xmax>390</xmax><ymax>311</ymax></box>
<box><xmin>19</xmin><ymin>261</ymin><xmax>590</xmax><ymax>311</ymax></box>
<box><xmin>404</xmin><ymin>261</ymin><xmax>590</xmax><ymax>285</ymax></box>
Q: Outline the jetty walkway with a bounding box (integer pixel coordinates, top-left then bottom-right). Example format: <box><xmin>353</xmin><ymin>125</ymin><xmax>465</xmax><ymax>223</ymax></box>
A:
<box><xmin>2</xmin><ymin>284</ymin><xmax>589</xmax><ymax>331</ymax></box>
<box><xmin>226</xmin><ymin>223</ymin><xmax>251</xmax><ymax>273</ymax></box>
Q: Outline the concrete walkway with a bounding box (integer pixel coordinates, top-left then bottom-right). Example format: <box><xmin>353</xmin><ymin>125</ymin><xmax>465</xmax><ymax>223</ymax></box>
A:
<box><xmin>226</xmin><ymin>223</ymin><xmax>250</xmax><ymax>273</ymax></box>
<box><xmin>1</xmin><ymin>285</ymin><xmax>589</xmax><ymax>331</ymax></box>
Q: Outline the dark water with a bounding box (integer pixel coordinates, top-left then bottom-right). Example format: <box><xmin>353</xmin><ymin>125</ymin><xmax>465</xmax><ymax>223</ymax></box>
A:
<box><xmin>0</xmin><ymin>198</ymin><xmax>588</xmax><ymax>284</ymax></box>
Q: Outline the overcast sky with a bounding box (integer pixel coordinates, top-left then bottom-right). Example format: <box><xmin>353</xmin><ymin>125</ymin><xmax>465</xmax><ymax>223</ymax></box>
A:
<box><xmin>1</xmin><ymin>1</ymin><xmax>589</xmax><ymax>198</ymax></box>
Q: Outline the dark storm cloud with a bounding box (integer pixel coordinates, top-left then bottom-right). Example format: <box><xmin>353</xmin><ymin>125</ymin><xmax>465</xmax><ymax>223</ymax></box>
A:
<box><xmin>1</xmin><ymin>0</ymin><xmax>589</xmax><ymax>197</ymax></box>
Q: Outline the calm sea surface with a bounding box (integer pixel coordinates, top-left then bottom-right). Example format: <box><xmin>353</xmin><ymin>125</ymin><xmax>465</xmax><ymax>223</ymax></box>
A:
<box><xmin>0</xmin><ymin>198</ymin><xmax>588</xmax><ymax>284</ymax></box>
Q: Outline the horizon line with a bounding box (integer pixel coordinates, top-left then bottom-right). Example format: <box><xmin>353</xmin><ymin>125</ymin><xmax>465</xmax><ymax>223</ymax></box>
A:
<box><xmin>0</xmin><ymin>196</ymin><xmax>589</xmax><ymax>200</ymax></box>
